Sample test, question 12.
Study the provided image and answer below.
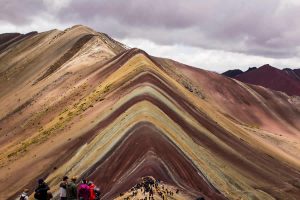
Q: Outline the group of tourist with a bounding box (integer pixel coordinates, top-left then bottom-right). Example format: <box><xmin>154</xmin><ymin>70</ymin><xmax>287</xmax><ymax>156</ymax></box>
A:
<box><xmin>120</xmin><ymin>176</ymin><xmax>179</xmax><ymax>200</ymax></box>
<box><xmin>58</xmin><ymin>176</ymin><xmax>100</xmax><ymax>200</ymax></box>
<box><xmin>19</xmin><ymin>176</ymin><xmax>101</xmax><ymax>200</ymax></box>
<box><xmin>18</xmin><ymin>176</ymin><xmax>206</xmax><ymax>200</ymax></box>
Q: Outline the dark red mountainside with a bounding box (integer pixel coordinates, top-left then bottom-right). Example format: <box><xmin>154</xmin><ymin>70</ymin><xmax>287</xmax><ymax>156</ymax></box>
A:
<box><xmin>283</xmin><ymin>68</ymin><xmax>300</xmax><ymax>81</ymax></box>
<box><xmin>224</xmin><ymin>64</ymin><xmax>300</xmax><ymax>96</ymax></box>
<box><xmin>221</xmin><ymin>69</ymin><xmax>243</xmax><ymax>78</ymax></box>
<box><xmin>295</xmin><ymin>69</ymin><xmax>300</xmax><ymax>76</ymax></box>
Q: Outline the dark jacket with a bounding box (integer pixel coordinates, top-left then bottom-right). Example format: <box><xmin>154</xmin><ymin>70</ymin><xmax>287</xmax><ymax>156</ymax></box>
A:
<box><xmin>94</xmin><ymin>187</ymin><xmax>101</xmax><ymax>200</ymax></box>
<box><xmin>67</xmin><ymin>182</ymin><xmax>77</xmax><ymax>200</ymax></box>
<box><xmin>34</xmin><ymin>182</ymin><xmax>50</xmax><ymax>200</ymax></box>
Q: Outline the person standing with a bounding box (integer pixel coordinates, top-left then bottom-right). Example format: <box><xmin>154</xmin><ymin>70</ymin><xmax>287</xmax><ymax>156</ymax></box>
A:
<box><xmin>34</xmin><ymin>179</ymin><xmax>50</xmax><ymax>200</ymax></box>
<box><xmin>19</xmin><ymin>189</ymin><xmax>29</xmax><ymax>200</ymax></box>
<box><xmin>78</xmin><ymin>179</ymin><xmax>90</xmax><ymax>200</ymax></box>
<box><xmin>59</xmin><ymin>176</ymin><xmax>69</xmax><ymax>200</ymax></box>
<box><xmin>94</xmin><ymin>187</ymin><xmax>101</xmax><ymax>200</ymax></box>
<box><xmin>67</xmin><ymin>176</ymin><xmax>77</xmax><ymax>200</ymax></box>
<box><xmin>88</xmin><ymin>181</ymin><xmax>96</xmax><ymax>200</ymax></box>
<box><xmin>47</xmin><ymin>190</ymin><xmax>53</xmax><ymax>200</ymax></box>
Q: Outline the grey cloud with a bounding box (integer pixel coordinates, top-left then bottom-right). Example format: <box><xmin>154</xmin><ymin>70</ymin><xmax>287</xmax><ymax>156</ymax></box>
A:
<box><xmin>1</xmin><ymin>0</ymin><xmax>300</xmax><ymax>59</ymax></box>
<box><xmin>0</xmin><ymin>0</ymin><xmax>45</xmax><ymax>24</ymax></box>
<box><xmin>54</xmin><ymin>0</ymin><xmax>300</xmax><ymax>58</ymax></box>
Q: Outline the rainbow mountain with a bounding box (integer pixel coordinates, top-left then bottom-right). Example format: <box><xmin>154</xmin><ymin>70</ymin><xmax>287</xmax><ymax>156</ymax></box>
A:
<box><xmin>0</xmin><ymin>25</ymin><xmax>300</xmax><ymax>200</ymax></box>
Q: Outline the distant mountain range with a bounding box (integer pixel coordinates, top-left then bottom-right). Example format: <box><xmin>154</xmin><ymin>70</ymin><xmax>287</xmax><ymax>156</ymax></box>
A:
<box><xmin>222</xmin><ymin>64</ymin><xmax>300</xmax><ymax>96</ymax></box>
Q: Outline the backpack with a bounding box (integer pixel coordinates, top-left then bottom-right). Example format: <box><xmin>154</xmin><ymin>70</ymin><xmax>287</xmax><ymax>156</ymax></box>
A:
<box><xmin>34</xmin><ymin>192</ymin><xmax>41</xmax><ymax>199</ymax></box>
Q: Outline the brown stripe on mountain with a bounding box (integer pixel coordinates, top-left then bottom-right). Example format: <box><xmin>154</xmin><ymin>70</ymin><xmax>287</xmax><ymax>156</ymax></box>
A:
<box><xmin>33</xmin><ymin>34</ymin><xmax>95</xmax><ymax>84</ymax></box>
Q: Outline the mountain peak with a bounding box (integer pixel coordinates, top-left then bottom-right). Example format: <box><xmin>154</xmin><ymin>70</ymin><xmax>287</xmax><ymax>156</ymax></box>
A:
<box><xmin>261</xmin><ymin>64</ymin><xmax>272</xmax><ymax>68</ymax></box>
<box><xmin>259</xmin><ymin>64</ymin><xmax>276</xmax><ymax>70</ymax></box>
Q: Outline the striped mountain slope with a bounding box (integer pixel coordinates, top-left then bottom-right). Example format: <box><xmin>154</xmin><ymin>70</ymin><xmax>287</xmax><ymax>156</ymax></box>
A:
<box><xmin>0</xmin><ymin>25</ymin><xmax>300</xmax><ymax>200</ymax></box>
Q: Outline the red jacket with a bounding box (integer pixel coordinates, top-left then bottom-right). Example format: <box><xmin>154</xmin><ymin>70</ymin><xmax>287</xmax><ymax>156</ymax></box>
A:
<box><xmin>89</xmin><ymin>183</ymin><xmax>96</xmax><ymax>200</ymax></box>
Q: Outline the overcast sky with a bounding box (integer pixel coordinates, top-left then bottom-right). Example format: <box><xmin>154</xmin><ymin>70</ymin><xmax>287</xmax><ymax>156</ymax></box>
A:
<box><xmin>1</xmin><ymin>0</ymin><xmax>300</xmax><ymax>72</ymax></box>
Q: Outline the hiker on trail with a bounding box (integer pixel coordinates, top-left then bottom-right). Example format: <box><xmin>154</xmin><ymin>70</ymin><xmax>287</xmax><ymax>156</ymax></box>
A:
<box><xmin>149</xmin><ymin>188</ymin><xmax>154</xmax><ymax>197</ymax></box>
<box><xmin>88</xmin><ymin>181</ymin><xmax>96</xmax><ymax>200</ymax></box>
<box><xmin>94</xmin><ymin>187</ymin><xmax>101</xmax><ymax>200</ymax></box>
<box><xmin>78</xmin><ymin>179</ymin><xmax>90</xmax><ymax>200</ymax></box>
<box><xmin>19</xmin><ymin>189</ymin><xmax>29</xmax><ymax>200</ymax></box>
<box><xmin>59</xmin><ymin>176</ymin><xmax>69</xmax><ymax>200</ymax></box>
<box><xmin>67</xmin><ymin>176</ymin><xmax>77</xmax><ymax>200</ymax></box>
<box><xmin>34</xmin><ymin>178</ymin><xmax>50</xmax><ymax>200</ymax></box>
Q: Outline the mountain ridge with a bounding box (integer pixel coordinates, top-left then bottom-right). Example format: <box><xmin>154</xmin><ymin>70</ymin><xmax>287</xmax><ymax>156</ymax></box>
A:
<box><xmin>222</xmin><ymin>64</ymin><xmax>300</xmax><ymax>96</ymax></box>
<box><xmin>0</xmin><ymin>25</ymin><xmax>300</xmax><ymax>200</ymax></box>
